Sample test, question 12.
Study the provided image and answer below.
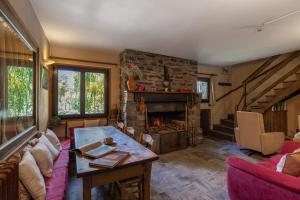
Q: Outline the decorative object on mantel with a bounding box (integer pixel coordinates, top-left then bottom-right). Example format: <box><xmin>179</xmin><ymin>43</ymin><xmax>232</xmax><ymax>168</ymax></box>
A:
<box><xmin>135</xmin><ymin>84</ymin><xmax>145</xmax><ymax>92</ymax></box>
<box><xmin>121</xmin><ymin>63</ymin><xmax>142</xmax><ymax>92</ymax></box>
<box><xmin>162</xmin><ymin>66</ymin><xmax>171</xmax><ymax>92</ymax></box>
<box><xmin>178</xmin><ymin>86</ymin><xmax>192</xmax><ymax>93</ymax></box>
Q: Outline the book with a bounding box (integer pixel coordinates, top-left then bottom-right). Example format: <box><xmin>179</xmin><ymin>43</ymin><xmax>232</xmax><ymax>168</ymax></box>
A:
<box><xmin>89</xmin><ymin>151</ymin><xmax>130</xmax><ymax>168</ymax></box>
<box><xmin>77</xmin><ymin>141</ymin><xmax>116</xmax><ymax>159</ymax></box>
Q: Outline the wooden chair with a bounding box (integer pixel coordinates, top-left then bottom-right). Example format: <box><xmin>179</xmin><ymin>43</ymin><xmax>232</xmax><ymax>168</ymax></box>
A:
<box><xmin>115</xmin><ymin>133</ymin><xmax>157</xmax><ymax>200</ymax></box>
<box><xmin>142</xmin><ymin>134</ymin><xmax>157</xmax><ymax>153</ymax></box>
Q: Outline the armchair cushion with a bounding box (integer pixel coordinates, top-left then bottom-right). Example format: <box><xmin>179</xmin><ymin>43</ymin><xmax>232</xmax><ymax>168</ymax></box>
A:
<box><xmin>260</xmin><ymin>132</ymin><xmax>285</xmax><ymax>155</ymax></box>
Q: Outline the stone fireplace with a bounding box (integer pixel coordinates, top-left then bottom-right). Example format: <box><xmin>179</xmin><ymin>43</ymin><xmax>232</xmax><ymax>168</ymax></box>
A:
<box><xmin>120</xmin><ymin>49</ymin><xmax>201</xmax><ymax>153</ymax></box>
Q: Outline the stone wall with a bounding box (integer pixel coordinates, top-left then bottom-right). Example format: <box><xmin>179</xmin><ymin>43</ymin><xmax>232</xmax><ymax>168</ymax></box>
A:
<box><xmin>120</xmin><ymin>49</ymin><xmax>201</xmax><ymax>135</ymax></box>
<box><xmin>120</xmin><ymin>49</ymin><xmax>198</xmax><ymax>91</ymax></box>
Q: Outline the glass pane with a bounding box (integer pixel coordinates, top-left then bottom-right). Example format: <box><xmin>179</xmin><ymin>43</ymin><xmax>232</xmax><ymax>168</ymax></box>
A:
<box><xmin>7</xmin><ymin>66</ymin><xmax>33</xmax><ymax>117</ymax></box>
<box><xmin>197</xmin><ymin>80</ymin><xmax>209</xmax><ymax>100</ymax></box>
<box><xmin>0</xmin><ymin>12</ymin><xmax>35</xmax><ymax>145</ymax></box>
<box><xmin>85</xmin><ymin>72</ymin><xmax>105</xmax><ymax>114</ymax></box>
<box><xmin>57</xmin><ymin>70</ymin><xmax>80</xmax><ymax>115</ymax></box>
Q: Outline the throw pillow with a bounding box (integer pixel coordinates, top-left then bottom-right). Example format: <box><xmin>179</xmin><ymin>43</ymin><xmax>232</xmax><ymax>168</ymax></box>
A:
<box><xmin>31</xmin><ymin>142</ymin><xmax>53</xmax><ymax>177</ymax></box>
<box><xmin>39</xmin><ymin>135</ymin><xmax>59</xmax><ymax>160</ymax></box>
<box><xmin>277</xmin><ymin>152</ymin><xmax>300</xmax><ymax>176</ymax></box>
<box><xmin>19</xmin><ymin>151</ymin><xmax>46</xmax><ymax>200</ymax></box>
<box><xmin>19</xmin><ymin>181</ymin><xmax>31</xmax><ymax>200</ymax></box>
<box><xmin>45</xmin><ymin>129</ymin><xmax>62</xmax><ymax>151</ymax></box>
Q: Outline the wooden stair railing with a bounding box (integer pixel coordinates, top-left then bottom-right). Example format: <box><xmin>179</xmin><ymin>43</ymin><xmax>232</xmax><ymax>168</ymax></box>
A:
<box><xmin>216</xmin><ymin>55</ymin><xmax>279</xmax><ymax>103</ymax></box>
<box><xmin>236</xmin><ymin>51</ymin><xmax>300</xmax><ymax>112</ymax></box>
<box><xmin>247</xmin><ymin>51</ymin><xmax>300</xmax><ymax>94</ymax></box>
<box><xmin>247</xmin><ymin>64</ymin><xmax>300</xmax><ymax>107</ymax></box>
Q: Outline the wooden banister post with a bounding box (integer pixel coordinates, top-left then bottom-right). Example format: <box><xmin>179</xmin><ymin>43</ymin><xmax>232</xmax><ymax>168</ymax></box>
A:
<box><xmin>243</xmin><ymin>81</ymin><xmax>247</xmax><ymax>110</ymax></box>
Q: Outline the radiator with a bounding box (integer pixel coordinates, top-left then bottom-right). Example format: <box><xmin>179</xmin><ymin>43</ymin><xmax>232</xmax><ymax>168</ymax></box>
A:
<box><xmin>0</xmin><ymin>162</ymin><xmax>19</xmax><ymax>200</ymax></box>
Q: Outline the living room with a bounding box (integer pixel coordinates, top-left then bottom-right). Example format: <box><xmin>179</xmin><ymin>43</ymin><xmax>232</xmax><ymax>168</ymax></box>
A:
<box><xmin>1</xmin><ymin>0</ymin><xmax>300</xmax><ymax>200</ymax></box>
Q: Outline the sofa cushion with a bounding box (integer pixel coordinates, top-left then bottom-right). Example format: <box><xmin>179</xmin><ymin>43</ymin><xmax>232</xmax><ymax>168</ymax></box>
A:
<box><xmin>257</xmin><ymin>155</ymin><xmax>282</xmax><ymax>170</ymax></box>
<box><xmin>45</xmin><ymin>129</ymin><xmax>62</xmax><ymax>151</ymax></box>
<box><xmin>40</xmin><ymin>135</ymin><xmax>60</xmax><ymax>160</ymax></box>
<box><xmin>227</xmin><ymin>157</ymin><xmax>300</xmax><ymax>193</ymax></box>
<box><xmin>45</xmin><ymin>168</ymin><xmax>68</xmax><ymax>200</ymax></box>
<box><xmin>31</xmin><ymin>142</ymin><xmax>54</xmax><ymax>177</ymax></box>
<box><xmin>60</xmin><ymin>139</ymin><xmax>71</xmax><ymax>150</ymax></box>
<box><xmin>19</xmin><ymin>151</ymin><xmax>46</xmax><ymax>200</ymax></box>
<box><xmin>280</xmin><ymin>141</ymin><xmax>300</xmax><ymax>154</ymax></box>
<box><xmin>53</xmin><ymin>150</ymin><xmax>69</xmax><ymax>170</ymax></box>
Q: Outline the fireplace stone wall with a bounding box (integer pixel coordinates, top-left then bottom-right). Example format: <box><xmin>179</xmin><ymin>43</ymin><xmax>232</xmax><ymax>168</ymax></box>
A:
<box><xmin>120</xmin><ymin>49</ymin><xmax>201</xmax><ymax>136</ymax></box>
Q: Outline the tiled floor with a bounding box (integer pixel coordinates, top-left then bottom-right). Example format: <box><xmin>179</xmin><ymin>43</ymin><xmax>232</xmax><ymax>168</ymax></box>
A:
<box><xmin>67</xmin><ymin>138</ymin><xmax>265</xmax><ymax>200</ymax></box>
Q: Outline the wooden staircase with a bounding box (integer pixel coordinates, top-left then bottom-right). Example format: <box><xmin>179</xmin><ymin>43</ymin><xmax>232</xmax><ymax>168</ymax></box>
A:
<box><xmin>235</xmin><ymin>51</ymin><xmax>300</xmax><ymax>113</ymax></box>
<box><xmin>210</xmin><ymin>51</ymin><xmax>300</xmax><ymax>141</ymax></box>
<box><xmin>209</xmin><ymin>114</ymin><xmax>235</xmax><ymax>141</ymax></box>
<box><xmin>248</xmin><ymin>70</ymin><xmax>300</xmax><ymax>113</ymax></box>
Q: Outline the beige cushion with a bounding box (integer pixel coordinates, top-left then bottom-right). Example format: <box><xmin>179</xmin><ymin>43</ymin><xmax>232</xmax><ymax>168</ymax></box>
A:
<box><xmin>19</xmin><ymin>151</ymin><xmax>46</xmax><ymax>200</ymax></box>
<box><xmin>19</xmin><ymin>181</ymin><xmax>31</xmax><ymax>200</ymax></box>
<box><xmin>31</xmin><ymin>142</ymin><xmax>53</xmax><ymax>177</ymax></box>
<box><xmin>39</xmin><ymin>135</ymin><xmax>59</xmax><ymax>160</ymax></box>
<box><xmin>45</xmin><ymin>129</ymin><xmax>62</xmax><ymax>151</ymax></box>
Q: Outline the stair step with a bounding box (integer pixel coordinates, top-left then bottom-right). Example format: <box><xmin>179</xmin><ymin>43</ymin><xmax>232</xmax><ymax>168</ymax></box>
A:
<box><xmin>265</xmin><ymin>94</ymin><xmax>276</xmax><ymax>97</ymax></box>
<box><xmin>209</xmin><ymin>130</ymin><xmax>235</xmax><ymax>141</ymax></box>
<box><xmin>257</xmin><ymin>101</ymin><xmax>268</xmax><ymax>104</ymax></box>
<box><xmin>221</xmin><ymin>119</ymin><xmax>234</xmax><ymax>127</ymax></box>
<box><xmin>228</xmin><ymin>114</ymin><xmax>234</xmax><ymax>121</ymax></box>
<box><xmin>213</xmin><ymin>124</ymin><xmax>234</xmax><ymax>134</ymax></box>
<box><xmin>283</xmin><ymin>80</ymin><xmax>296</xmax><ymax>83</ymax></box>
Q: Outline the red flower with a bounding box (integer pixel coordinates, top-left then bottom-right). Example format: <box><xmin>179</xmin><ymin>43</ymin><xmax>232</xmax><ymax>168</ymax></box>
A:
<box><xmin>127</xmin><ymin>64</ymin><xmax>132</xmax><ymax>68</ymax></box>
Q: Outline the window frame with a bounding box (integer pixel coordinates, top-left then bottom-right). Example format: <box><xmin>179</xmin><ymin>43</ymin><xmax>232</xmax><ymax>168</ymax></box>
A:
<box><xmin>0</xmin><ymin>1</ymin><xmax>38</xmax><ymax>162</ymax></box>
<box><xmin>197</xmin><ymin>77</ymin><xmax>210</xmax><ymax>103</ymax></box>
<box><xmin>52</xmin><ymin>65</ymin><xmax>109</xmax><ymax>119</ymax></box>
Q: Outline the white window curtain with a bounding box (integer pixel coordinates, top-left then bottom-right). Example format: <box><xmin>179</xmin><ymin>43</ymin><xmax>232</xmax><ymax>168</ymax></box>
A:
<box><xmin>209</xmin><ymin>76</ymin><xmax>216</xmax><ymax>106</ymax></box>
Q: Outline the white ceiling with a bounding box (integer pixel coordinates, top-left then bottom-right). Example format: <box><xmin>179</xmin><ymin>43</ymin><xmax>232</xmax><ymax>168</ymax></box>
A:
<box><xmin>29</xmin><ymin>0</ymin><xmax>300</xmax><ymax>66</ymax></box>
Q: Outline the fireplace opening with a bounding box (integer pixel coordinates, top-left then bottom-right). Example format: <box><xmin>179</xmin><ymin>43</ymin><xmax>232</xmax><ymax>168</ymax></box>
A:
<box><xmin>147</xmin><ymin>111</ymin><xmax>186</xmax><ymax>131</ymax></box>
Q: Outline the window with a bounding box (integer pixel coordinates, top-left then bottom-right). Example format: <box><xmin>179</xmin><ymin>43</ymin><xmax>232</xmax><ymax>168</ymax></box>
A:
<box><xmin>53</xmin><ymin>66</ymin><xmax>108</xmax><ymax>118</ymax></box>
<box><xmin>197</xmin><ymin>78</ymin><xmax>210</xmax><ymax>103</ymax></box>
<box><xmin>7</xmin><ymin>66</ymin><xmax>33</xmax><ymax>117</ymax></box>
<box><xmin>0</xmin><ymin>11</ymin><xmax>36</xmax><ymax>145</ymax></box>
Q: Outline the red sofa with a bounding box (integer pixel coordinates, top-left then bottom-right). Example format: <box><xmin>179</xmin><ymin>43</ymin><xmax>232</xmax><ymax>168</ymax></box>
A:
<box><xmin>45</xmin><ymin>139</ymin><xmax>70</xmax><ymax>200</ymax></box>
<box><xmin>227</xmin><ymin>141</ymin><xmax>300</xmax><ymax>200</ymax></box>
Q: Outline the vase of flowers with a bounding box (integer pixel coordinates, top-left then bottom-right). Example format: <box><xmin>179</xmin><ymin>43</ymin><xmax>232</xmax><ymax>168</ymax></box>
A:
<box><xmin>121</xmin><ymin>63</ymin><xmax>142</xmax><ymax>92</ymax></box>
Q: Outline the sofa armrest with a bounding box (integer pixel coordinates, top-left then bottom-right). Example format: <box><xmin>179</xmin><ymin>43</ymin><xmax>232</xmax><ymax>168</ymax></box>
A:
<box><xmin>280</xmin><ymin>141</ymin><xmax>300</xmax><ymax>154</ymax></box>
<box><xmin>227</xmin><ymin>157</ymin><xmax>300</xmax><ymax>193</ymax></box>
<box><xmin>260</xmin><ymin>132</ymin><xmax>284</xmax><ymax>155</ymax></box>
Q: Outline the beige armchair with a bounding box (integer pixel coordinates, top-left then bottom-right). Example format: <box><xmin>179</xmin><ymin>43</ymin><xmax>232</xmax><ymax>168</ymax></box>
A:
<box><xmin>235</xmin><ymin>111</ymin><xmax>284</xmax><ymax>155</ymax></box>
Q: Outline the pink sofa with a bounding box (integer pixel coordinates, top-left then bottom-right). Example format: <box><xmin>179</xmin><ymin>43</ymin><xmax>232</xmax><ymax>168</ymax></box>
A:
<box><xmin>227</xmin><ymin>141</ymin><xmax>300</xmax><ymax>200</ymax></box>
<box><xmin>45</xmin><ymin>139</ymin><xmax>70</xmax><ymax>200</ymax></box>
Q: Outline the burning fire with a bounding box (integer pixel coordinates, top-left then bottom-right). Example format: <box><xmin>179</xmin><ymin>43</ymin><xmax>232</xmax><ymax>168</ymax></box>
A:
<box><xmin>153</xmin><ymin>117</ymin><xmax>161</xmax><ymax>127</ymax></box>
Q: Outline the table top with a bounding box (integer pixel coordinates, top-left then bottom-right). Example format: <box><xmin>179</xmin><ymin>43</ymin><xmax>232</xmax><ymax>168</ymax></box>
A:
<box><xmin>74</xmin><ymin>126</ymin><xmax>159</xmax><ymax>177</ymax></box>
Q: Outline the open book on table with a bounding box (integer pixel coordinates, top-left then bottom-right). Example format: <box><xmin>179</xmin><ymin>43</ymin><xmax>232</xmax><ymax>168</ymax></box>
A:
<box><xmin>89</xmin><ymin>151</ymin><xmax>130</xmax><ymax>168</ymax></box>
<box><xmin>77</xmin><ymin>141</ymin><xmax>116</xmax><ymax>159</ymax></box>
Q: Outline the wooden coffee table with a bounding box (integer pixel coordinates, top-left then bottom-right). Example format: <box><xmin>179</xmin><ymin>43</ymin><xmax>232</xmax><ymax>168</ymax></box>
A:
<box><xmin>74</xmin><ymin>126</ymin><xmax>158</xmax><ymax>200</ymax></box>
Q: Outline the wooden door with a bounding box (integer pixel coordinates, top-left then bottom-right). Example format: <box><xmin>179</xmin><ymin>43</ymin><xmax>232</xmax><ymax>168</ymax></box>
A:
<box><xmin>200</xmin><ymin>109</ymin><xmax>211</xmax><ymax>136</ymax></box>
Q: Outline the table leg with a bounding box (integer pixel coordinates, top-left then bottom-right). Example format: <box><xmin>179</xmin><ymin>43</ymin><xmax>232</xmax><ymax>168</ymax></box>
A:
<box><xmin>83</xmin><ymin>177</ymin><xmax>92</xmax><ymax>200</ymax></box>
<box><xmin>143</xmin><ymin>163</ymin><xmax>152</xmax><ymax>200</ymax></box>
